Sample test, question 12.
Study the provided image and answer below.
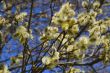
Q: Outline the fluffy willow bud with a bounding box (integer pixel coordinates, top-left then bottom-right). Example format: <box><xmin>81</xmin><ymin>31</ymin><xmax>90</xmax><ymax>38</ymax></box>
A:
<box><xmin>79</xmin><ymin>36</ymin><xmax>89</xmax><ymax>45</ymax></box>
<box><xmin>93</xmin><ymin>1</ymin><xmax>100</xmax><ymax>9</ymax></box>
<box><xmin>89</xmin><ymin>10</ymin><xmax>97</xmax><ymax>17</ymax></box>
<box><xmin>42</xmin><ymin>56</ymin><xmax>58</xmax><ymax>69</ymax></box>
<box><xmin>97</xmin><ymin>9</ymin><xmax>103</xmax><ymax>14</ymax></box>
<box><xmin>46</xmin><ymin>26</ymin><xmax>58</xmax><ymax>33</ymax></box>
<box><xmin>0</xmin><ymin>17</ymin><xmax>5</xmax><ymax>26</ymax></box>
<box><xmin>52</xmin><ymin>51</ymin><xmax>60</xmax><ymax>60</ymax></box>
<box><xmin>82</xmin><ymin>1</ymin><xmax>88</xmax><ymax>8</ymax></box>
<box><xmin>0</xmin><ymin>64</ymin><xmax>10</xmax><ymax>73</ymax></box>
<box><xmin>71</xmin><ymin>25</ymin><xmax>79</xmax><ymax>33</ymax></box>
<box><xmin>61</xmin><ymin>22</ymin><xmax>69</xmax><ymax>30</ymax></box>
<box><xmin>3</xmin><ymin>65</ymin><xmax>10</xmax><ymax>73</ymax></box>
<box><xmin>14</xmin><ymin>26</ymin><xmax>32</xmax><ymax>44</ymax></box>
<box><xmin>42</xmin><ymin>56</ymin><xmax>52</xmax><ymax>65</ymax></box>
<box><xmin>67</xmin><ymin>45</ymin><xmax>74</xmax><ymax>52</ymax></box>
<box><xmin>60</xmin><ymin>2</ymin><xmax>75</xmax><ymax>17</ymax></box>
<box><xmin>66</xmin><ymin>67</ymin><xmax>81</xmax><ymax>73</ymax></box>
<box><xmin>52</xmin><ymin>2</ymin><xmax>76</xmax><ymax>26</ymax></box>
<box><xmin>15</xmin><ymin>12</ymin><xmax>27</xmax><ymax>21</ymax></box>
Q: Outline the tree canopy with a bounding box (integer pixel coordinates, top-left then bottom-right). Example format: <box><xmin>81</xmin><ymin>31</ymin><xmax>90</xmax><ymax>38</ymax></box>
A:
<box><xmin>0</xmin><ymin>0</ymin><xmax>110</xmax><ymax>73</ymax></box>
